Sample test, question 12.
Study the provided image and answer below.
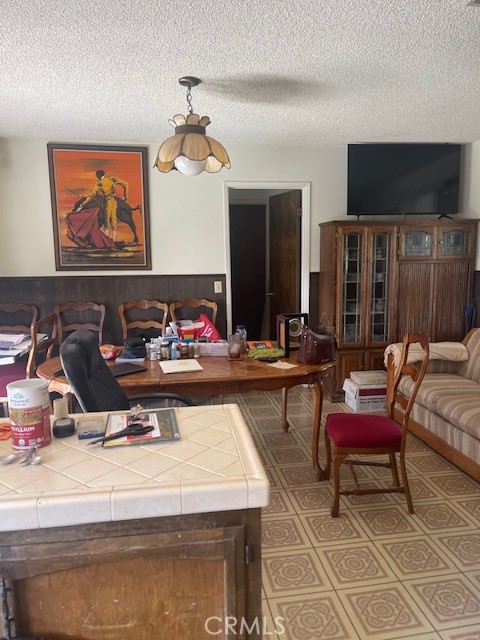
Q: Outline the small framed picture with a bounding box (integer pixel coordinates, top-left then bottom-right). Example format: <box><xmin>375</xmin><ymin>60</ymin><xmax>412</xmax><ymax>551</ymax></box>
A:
<box><xmin>47</xmin><ymin>143</ymin><xmax>151</xmax><ymax>270</ymax></box>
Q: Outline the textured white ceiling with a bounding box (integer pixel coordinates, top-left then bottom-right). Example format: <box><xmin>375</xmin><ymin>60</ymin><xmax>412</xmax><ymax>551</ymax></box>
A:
<box><xmin>1</xmin><ymin>0</ymin><xmax>479</xmax><ymax>147</ymax></box>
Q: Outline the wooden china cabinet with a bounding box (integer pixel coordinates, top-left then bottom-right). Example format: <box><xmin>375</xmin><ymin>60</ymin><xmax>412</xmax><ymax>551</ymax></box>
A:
<box><xmin>319</xmin><ymin>219</ymin><xmax>478</xmax><ymax>401</ymax></box>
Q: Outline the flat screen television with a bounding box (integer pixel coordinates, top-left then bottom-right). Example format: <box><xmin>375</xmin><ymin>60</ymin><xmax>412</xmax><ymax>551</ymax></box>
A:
<box><xmin>347</xmin><ymin>143</ymin><xmax>462</xmax><ymax>217</ymax></box>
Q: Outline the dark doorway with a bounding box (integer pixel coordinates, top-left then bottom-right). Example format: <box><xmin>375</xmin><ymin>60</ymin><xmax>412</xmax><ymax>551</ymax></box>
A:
<box><xmin>229</xmin><ymin>188</ymin><xmax>302</xmax><ymax>340</ymax></box>
<box><xmin>229</xmin><ymin>204</ymin><xmax>266</xmax><ymax>339</ymax></box>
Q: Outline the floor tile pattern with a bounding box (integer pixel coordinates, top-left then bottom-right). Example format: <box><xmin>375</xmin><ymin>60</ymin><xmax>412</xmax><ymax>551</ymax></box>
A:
<box><xmin>215</xmin><ymin>386</ymin><xmax>480</xmax><ymax>639</ymax></box>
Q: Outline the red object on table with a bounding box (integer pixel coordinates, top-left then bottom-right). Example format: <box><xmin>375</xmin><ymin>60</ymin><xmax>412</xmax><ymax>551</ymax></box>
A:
<box><xmin>0</xmin><ymin>422</ymin><xmax>11</xmax><ymax>440</ymax></box>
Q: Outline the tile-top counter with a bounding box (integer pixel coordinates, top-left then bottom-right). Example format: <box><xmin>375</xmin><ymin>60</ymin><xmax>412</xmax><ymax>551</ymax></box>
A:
<box><xmin>0</xmin><ymin>404</ymin><xmax>269</xmax><ymax>532</ymax></box>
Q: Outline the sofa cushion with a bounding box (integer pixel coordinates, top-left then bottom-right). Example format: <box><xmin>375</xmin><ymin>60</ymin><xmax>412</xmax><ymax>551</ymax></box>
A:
<box><xmin>399</xmin><ymin>373</ymin><xmax>479</xmax><ymax>414</ymax></box>
<box><xmin>435</xmin><ymin>394</ymin><xmax>480</xmax><ymax>440</ymax></box>
<box><xmin>426</xmin><ymin>360</ymin><xmax>462</xmax><ymax>374</ymax></box>
<box><xmin>457</xmin><ymin>329</ymin><xmax>480</xmax><ymax>383</ymax></box>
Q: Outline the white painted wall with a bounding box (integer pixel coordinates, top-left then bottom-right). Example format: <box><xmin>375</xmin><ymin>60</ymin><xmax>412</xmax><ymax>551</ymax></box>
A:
<box><xmin>0</xmin><ymin>139</ymin><xmax>345</xmax><ymax>276</ymax></box>
<box><xmin>1</xmin><ymin>138</ymin><xmax>479</xmax><ymax>275</ymax></box>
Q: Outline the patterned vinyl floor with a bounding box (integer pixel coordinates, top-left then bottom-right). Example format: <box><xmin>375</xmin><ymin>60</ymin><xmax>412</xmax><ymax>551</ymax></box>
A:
<box><xmin>216</xmin><ymin>386</ymin><xmax>480</xmax><ymax>640</ymax></box>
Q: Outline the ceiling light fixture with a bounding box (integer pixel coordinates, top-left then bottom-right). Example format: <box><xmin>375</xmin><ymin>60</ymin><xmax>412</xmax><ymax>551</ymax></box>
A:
<box><xmin>154</xmin><ymin>76</ymin><xmax>231</xmax><ymax>176</ymax></box>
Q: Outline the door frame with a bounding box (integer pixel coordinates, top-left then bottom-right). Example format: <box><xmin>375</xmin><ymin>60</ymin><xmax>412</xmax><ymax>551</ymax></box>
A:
<box><xmin>223</xmin><ymin>181</ymin><xmax>311</xmax><ymax>336</ymax></box>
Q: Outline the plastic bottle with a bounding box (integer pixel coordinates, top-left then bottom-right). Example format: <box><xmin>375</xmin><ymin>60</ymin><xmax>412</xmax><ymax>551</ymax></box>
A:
<box><xmin>170</xmin><ymin>342</ymin><xmax>178</xmax><ymax>361</ymax></box>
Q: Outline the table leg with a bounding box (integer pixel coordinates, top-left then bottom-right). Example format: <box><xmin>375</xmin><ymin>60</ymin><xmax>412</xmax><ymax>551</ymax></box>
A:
<box><xmin>310</xmin><ymin>381</ymin><xmax>325</xmax><ymax>480</ymax></box>
<box><xmin>281</xmin><ymin>387</ymin><xmax>289</xmax><ymax>432</ymax></box>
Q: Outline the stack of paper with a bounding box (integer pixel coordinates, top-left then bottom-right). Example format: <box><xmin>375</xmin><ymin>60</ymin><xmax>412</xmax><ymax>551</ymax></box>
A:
<box><xmin>0</xmin><ymin>333</ymin><xmax>31</xmax><ymax>365</ymax></box>
<box><xmin>0</xmin><ymin>333</ymin><xmax>28</xmax><ymax>350</ymax></box>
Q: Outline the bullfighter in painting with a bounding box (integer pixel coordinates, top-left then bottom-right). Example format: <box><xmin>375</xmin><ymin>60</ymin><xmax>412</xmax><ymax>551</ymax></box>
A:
<box><xmin>75</xmin><ymin>169</ymin><xmax>129</xmax><ymax>243</ymax></box>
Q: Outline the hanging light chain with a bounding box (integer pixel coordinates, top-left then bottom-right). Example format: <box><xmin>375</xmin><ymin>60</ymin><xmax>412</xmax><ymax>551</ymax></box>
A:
<box><xmin>186</xmin><ymin>86</ymin><xmax>194</xmax><ymax>114</ymax></box>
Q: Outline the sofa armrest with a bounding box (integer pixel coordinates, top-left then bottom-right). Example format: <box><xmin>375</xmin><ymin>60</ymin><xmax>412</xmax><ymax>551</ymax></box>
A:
<box><xmin>458</xmin><ymin>328</ymin><xmax>480</xmax><ymax>383</ymax></box>
<box><xmin>385</xmin><ymin>341</ymin><xmax>469</xmax><ymax>371</ymax></box>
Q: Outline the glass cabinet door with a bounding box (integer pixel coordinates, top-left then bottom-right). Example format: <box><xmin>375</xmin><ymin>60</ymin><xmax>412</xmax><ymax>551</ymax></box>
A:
<box><xmin>439</xmin><ymin>229</ymin><xmax>468</xmax><ymax>256</ymax></box>
<box><xmin>370</xmin><ymin>232</ymin><xmax>390</xmax><ymax>343</ymax></box>
<box><xmin>404</xmin><ymin>230</ymin><xmax>433</xmax><ymax>257</ymax></box>
<box><xmin>342</xmin><ymin>233</ymin><xmax>362</xmax><ymax>344</ymax></box>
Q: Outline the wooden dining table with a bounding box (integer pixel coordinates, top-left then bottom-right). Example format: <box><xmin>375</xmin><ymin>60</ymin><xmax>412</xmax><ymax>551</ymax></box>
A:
<box><xmin>37</xmin><ymin>355</ymin><xmax>336</xmax><ymax>479</ymax></box>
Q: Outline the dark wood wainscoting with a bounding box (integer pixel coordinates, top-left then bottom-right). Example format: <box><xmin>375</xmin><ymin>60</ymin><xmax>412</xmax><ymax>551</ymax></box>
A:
<box><xmin>0</xmin><ymin>275</ymin><xmax>227</xmax><ymax>345</ymax></box>
<box><xmin>0</xmin><ymin>273</ymin><xmax>321</xmax><ymax>345</ymax></box>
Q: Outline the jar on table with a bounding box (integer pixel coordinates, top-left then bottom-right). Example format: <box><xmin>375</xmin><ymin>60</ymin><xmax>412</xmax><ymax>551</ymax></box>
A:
<box><xmin>228</xmin><ymin>333</ymin><xmax>243</xmax><ymax>360</ymax></box>
<box><xmin>234</xmin><ymin>325</ymin><xmax>247</xmax><ymax>354</ymax></box>
<box><xmin>160</xmin><ymin>342</ymin><xmax>170</xmax><ymax>360</ymax></box>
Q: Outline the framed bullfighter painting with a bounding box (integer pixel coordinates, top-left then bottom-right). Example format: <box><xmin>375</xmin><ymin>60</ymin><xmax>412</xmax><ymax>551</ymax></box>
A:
<box><xmin>47</xmin><ymin>143</ymin><xmax>151</xmax><ymax>270</ymax></box>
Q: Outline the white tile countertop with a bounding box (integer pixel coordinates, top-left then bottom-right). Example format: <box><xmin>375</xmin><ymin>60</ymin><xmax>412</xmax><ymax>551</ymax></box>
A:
<box><xmin>0</xmin><ymin>404</ymin><xmax>269</xmax><ymax>532</ymax></box>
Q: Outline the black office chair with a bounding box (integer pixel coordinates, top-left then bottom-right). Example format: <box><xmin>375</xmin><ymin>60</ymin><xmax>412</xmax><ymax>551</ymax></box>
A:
<box><xmin>59</xmin><ymin>330</ymin><xmax>195</xmax><ymax>413</ymax></box>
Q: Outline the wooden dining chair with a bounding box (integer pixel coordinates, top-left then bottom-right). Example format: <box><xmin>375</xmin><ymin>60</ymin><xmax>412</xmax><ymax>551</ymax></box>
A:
<box><xmin>324</xmin><ymin>332</ymin><xmax>430</xmax><ymax>517</ymax></box>
<box><xmin>0</xmin><ymin>303</ymin><xmax>38</xmax><ymax>336</ymax></box>
<box><xmin>118</xmin><ymin>300</ymin><xmax>169</xmax><ymax>341</ymax></box>
<box><xmin>26</xmin><ymin>311</ymin><xmax>58</xmax><ymax>378</ymax></box>
<box><xmin>169</xmin><ymin>298</ymin><xmax>221</xmax><ymax>402</ymax></box>
<box><xmin>0</xmin><ymin>304</ymin><xmax>38</xmax><ymax>415</ymax></box>
<box><xmin>169</xmin><ymin>299</ymin><xmax>218</xmax><ymax>326</ymax></box>
<box><xmin>55</xmin><ymin>302</ymin><xmax>106</xmax><ymax>345</ymax></box>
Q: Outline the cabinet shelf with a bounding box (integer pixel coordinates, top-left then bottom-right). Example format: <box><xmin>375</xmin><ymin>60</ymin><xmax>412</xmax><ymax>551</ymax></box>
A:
<box><xmin>319</xmin><ymin>219</ymin><xmax>478</xmax><ymax>402</ymax></box>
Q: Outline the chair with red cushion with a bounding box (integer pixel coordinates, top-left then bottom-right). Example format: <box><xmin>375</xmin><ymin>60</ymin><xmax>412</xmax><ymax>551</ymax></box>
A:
<box><xmin>324</xmin><ymin>332</ymin><xmax>429</xmax><ymax>517</ymax></box>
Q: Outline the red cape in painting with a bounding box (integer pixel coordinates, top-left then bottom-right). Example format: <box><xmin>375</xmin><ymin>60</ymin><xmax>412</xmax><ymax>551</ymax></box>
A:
<box><xmin>66</xmin><ymin>207</ymin><xmax>116</xmax><ymax>249</ymax></box>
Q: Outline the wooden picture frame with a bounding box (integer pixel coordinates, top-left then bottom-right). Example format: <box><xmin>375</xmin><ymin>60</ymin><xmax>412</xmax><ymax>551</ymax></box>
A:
<box><xmin>47</xmin><ymin>143</ymin><xmax>151</xmax><ymax>270</ymax></box>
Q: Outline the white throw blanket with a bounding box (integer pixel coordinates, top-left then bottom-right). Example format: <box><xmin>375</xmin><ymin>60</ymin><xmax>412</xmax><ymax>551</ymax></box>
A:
<box><xmin>384</xmin><ymin>341</ymin><xmax>469</xmax><ymax>371</ymax></box>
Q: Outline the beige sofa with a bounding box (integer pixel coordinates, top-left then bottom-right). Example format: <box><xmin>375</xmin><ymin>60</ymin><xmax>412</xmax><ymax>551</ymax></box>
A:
<box><xmin>390</xmin><ymin>328</ymin><xmax>480</xmax><ymax>481</ymax></box>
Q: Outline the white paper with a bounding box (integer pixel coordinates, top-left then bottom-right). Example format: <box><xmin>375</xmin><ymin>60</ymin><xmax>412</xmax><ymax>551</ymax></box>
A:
<box><xmin>0</xmin><ymin>333</ymin><xmax>46</xmax><ymax>358</ymax></box>
<box><xmin>267</xmin><ymin>361</ymin><xmax>297</xmax><ymax>369</ymax></box>
<box><xmin>0</xmin><ymin>333</ymin><xmax>28</xmax><ymax>349</ymax></box>
<box><xmin>159</xmin><ymin>359</ymin><xmax>204</xmax><ymax>374</ymax></box>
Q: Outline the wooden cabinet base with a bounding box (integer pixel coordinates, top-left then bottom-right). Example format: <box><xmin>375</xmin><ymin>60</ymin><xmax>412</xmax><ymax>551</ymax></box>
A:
<box><xmin>0</xmin><ymin>509</ymin><xmax>262</xmax><ymax>640</ymax></box>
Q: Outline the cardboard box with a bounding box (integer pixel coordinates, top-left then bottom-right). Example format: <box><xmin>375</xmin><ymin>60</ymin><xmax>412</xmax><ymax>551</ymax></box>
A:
<box><xmin>343</xmin><ymin>377</ymin><xmax>386</xmax><ymax>398</ymax></box>
<box><xmin>343</xmin><ymin>377</ymin><xmax>386</xmax><ymax>413</ymax></box>
<box><xmin>344</xmin><ymin>391</ymin><xmax>386</xmax><ymax>413</ymax></box>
